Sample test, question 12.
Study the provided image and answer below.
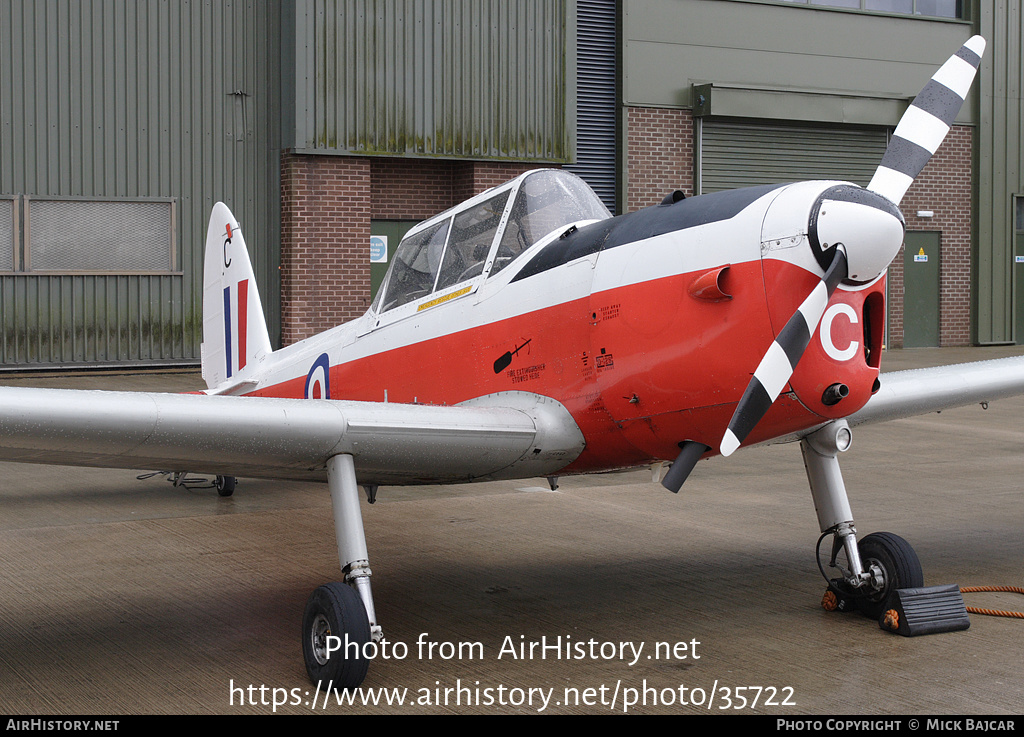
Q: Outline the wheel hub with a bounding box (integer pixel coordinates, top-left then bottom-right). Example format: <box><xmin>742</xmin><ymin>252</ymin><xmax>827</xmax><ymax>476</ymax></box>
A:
<box><xmin>311</xmin><ymin>613</ymin><xmax>332</xmax><ymax>666</ymax></box>
<box><xmin>862</xmin><ymin>559</ymin><xmax>889</xmax><ymax>601</ymax></box>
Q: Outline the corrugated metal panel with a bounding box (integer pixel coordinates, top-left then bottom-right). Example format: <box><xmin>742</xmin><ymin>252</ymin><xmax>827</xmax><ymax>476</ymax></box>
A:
<box><xmin>623</xmin><ymin>0</ymin><xmax>974</xmax><ymax>118</ymax></box>
<box><xmin>1</xmin><ymin>274</ymin><xmax>188</xmax><ymax>365</ymax></box>
<box><xmin>0</xmin><ymin>0</ymin><xmax>280</xmax><ymax>367</ymax></box>
<box><xmin>564</xmin><ymin>0</ymin><xmax>618</xmax><ymax>214</ymax></box>
<box><xmin>700</xmin><ymin>120</ymin><xmax>889</xmax><ymax>193</ymax></box>
<box><xmin>290</xmin><ymin>0</ymin><xmax>568</xmax><ymax>161</ymax></box>
<box><xmin>977</xmin><ymin>3</ymin><xmax>1023</xmax><ymax>344</ymax></box>
<box><xmin>0</xmin><ymin>198</ymin><xmax>14</xmax><ymax>272</ymax></box>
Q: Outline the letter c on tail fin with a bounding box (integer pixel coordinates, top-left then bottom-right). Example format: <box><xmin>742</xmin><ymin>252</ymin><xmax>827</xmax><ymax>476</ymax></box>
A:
<box><xmin>201</xmin><ymin>203</ymin><xmax>273</xmax><ymax>390</ymax></box>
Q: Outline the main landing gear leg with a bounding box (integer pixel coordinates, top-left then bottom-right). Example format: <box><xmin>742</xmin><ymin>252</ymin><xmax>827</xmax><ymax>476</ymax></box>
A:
<box><xmin>800</xmin><ymin>421</ymin><xmax>923</xmax><ymax>620</ymax></box>
<box><xmin>301</xmin><ymin>454</ymin><xmax>381</xmax><ymax>690</ymax></box>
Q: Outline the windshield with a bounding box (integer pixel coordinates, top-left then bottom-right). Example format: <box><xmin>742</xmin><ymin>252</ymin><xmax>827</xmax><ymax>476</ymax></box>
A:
<box><xmin>436</xmin><ymin>191</ymin><xmax>510</xmax><ymax>290</ymax></box>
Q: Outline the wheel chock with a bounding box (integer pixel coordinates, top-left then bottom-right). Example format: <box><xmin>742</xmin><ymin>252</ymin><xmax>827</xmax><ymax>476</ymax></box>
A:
<box><xmin>822</xmin><ymin>582</ymin><xmax>857</xmax><ymax>613</ymax></box>
<box><xmin>879</xmin><ymin>584</ymin><xmax>970</xmax><ymax>636</ymax></box>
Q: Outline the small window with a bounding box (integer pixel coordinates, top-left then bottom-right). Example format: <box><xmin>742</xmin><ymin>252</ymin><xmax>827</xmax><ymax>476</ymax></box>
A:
<box><xmin>779</xmin><ymin>0</ymin><xmax>961</xmax><ymax>18</ymax></box>
<box><xmin>865</xmin><ymin>0</ymin><xmax>913</xmax><ymax>11</ymax></box>
<box><xmin>0</xmin><ymin>197</ymin><xmax>14</xmax><ymax>272</ymax></box>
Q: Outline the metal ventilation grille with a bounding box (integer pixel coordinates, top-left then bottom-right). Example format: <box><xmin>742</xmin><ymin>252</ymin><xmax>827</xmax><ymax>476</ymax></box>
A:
<box><xmin>0</xmin><ymin>199</ymin><xmax>13</xmax><ymax>271</ymax></box>
<box><xmin>564</xmin><ymin>0</ymin><xmax>618</xmax><ymax>214</ymax></box>
<box><xmin>28</xmin><ymin>199</ymin><xmax>173</xmax><ymax>272</ymax></box>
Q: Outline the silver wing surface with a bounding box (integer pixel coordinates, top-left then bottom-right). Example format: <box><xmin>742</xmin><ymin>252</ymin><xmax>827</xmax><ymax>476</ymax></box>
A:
<box><xmin>758</xmin><ymin>354</ymin><xmax>1024</xmax><ymax>446</ymax></box>
<box><xmin>0</xmin><ymin>387</ymin><xmax>585</xmax><ymax>485</ymax></box>
<box><xmin>0</xmin><ymin>356</ymin><xmax>1021</xmax><ymax>484</ymax></box>
<box><xmin>848</xmin><ymin>355</ymin><xmax>1024</xmax><ymax>427</ymax></box>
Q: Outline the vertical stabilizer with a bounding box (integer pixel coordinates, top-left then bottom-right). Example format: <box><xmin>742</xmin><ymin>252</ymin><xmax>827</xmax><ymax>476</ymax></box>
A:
<box><xmin>201</xmin><ymin>202</ymin><xmax>273</xmax><ymax>390</ymax></box>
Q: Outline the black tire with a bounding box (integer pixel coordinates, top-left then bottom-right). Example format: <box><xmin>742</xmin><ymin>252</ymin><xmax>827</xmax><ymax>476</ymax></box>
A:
<box><xmin>856</xmin><ymin>532</ymin><xmax>924</xmax><ymax>619</ymax></box>
<box><xmin>302</xmin><ymin>582</ymin><xmax>371</xmax><ymax>690</ymax></box>
<box><xmin>215</xmin><ymin>476</ymin><xmax>236</xmax><ymax>497</ymax></box>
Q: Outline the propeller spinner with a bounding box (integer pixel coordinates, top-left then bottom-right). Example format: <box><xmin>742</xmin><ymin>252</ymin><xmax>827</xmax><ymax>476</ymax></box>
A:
<box><xmin>720</xmin><ymin>35</ymin><xmax>985</xmax><ymax>457</ymax></box>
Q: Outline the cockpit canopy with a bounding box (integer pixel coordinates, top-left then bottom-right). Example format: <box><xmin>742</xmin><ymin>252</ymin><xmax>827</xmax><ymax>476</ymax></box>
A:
<box><xmin>376</xmin><ymin>169</ymin><xmax>611</xmax><ymax>313</ymax></box>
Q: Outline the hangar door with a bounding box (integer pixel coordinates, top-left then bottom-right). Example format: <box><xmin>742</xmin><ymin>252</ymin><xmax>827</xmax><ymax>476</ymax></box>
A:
<box><xmin>698</xmin><ymin>120</ymin><xmax>890</xmax><ymax>194</ymax></box>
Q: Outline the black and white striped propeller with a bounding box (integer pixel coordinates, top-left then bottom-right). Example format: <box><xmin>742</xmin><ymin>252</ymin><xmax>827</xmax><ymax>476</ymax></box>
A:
<box><xmin>720</xmin><ymin>36</ymin><xmax>985</xmax><ymax>458</ymax></box>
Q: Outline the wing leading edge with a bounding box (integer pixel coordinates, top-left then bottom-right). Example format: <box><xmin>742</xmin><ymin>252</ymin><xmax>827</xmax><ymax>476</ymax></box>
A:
<box><xmin>761</xmin><ymin>354</ymin><xmax>1024</xmax><ymax>446</ymax></box>
<box><xmin>0</xmin><ymin>387</ymin><xmax>585</xmax><ymax>485</ymax></box>
<box><xmin>846</xmin><ymin>355</ymin><xmax>1024</xmax><ymax>428</ymax></box>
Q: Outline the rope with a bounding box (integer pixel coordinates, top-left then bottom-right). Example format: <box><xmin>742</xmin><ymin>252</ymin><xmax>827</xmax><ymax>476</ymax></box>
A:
<box><xmin>960</xmin><ymin>586</ymin><xmax>1024</xmax><ymax>619</ymax></box>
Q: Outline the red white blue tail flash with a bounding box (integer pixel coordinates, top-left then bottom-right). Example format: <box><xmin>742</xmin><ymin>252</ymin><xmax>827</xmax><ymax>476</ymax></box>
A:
<box><xmin>221</xmin><ymin>278</ymin><xmax>251</xmax><ymax>378</ymax></box>
<box><xmin>201</xmin><ymin>203</ymin><xmax>272</xmax><ymax>389</ymax></box>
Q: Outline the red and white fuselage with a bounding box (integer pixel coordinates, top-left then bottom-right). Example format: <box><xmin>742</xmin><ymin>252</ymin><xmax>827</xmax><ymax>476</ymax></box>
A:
<box><xmin>203</xmin><ymin>170</ymin><xmax>886</xmax><ymax>477</ymax></box>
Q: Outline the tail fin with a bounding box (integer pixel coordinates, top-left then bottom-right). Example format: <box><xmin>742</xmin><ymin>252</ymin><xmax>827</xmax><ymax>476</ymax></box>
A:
<box><xmin>201</xmin><ymin>202</ymin><xmax>273</xmax><ymax>391</ymax></box>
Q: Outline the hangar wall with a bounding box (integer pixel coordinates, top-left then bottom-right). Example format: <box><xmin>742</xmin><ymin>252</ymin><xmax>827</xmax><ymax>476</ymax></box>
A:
<box><xmin>3</xmin><ymin>0</ymin><xmax>1022</xmax><ymax>367</ymax></box>
<box><xmin>0</xmin><ymin>0</ymin><xmax>281</xmax><ymax>367</ymax></box>
<box><xmin>283</xmin><ymin>0</ymin><xmax>570</xmax><ymax>161</ymax></box>
<box><xmin>976</xmin><ymin>3</ymin><xmax>1024</xmax><ymax>344</ymax></box>
<box><xmin>620</xmin><ymin>0</ymin><xmax>978</xmax><ymax>348</ymax></box>
<box><xmin>277</xmin><ymin>0</ymin><xmax>569</xmax><ymax>344</ymax></box>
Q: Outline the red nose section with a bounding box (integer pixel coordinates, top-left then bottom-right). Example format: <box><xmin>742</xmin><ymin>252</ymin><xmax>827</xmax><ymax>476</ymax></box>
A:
<box><xmin>761</xmin><ymin>259</ymin><xmax>885</xmax><ymax>419</ymax></box>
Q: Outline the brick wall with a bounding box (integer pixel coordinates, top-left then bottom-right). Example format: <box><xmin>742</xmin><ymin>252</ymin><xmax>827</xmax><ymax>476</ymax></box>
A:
<box><xmin>369</xmin><ymin>158</ymin><xmax>456</xmax><ymax>220</ymax></box>
<box><xmin>889</xmin><ymin>125</ymin><xmax>974</xmax><ymax>347</ymax></box>
<box><xmin>369</xmin><ymin>158</ymin><xmax>538</xmax><ymax>220</ymax></box>
<box><xmin>626</xmin><ymin>107</ymin><xmax>695</xmax><ymax>211</ymax></box>
<box><xmin>280</xmin><ymin>154</ymin><xmax>540</xmax><ymax>345</ymax></box>
<box><xmin>624</xmin><ymin>106</ymin><xmax>975</xmax><ymax>347</ymax></box>
<box><xmin>453</xmin><ymin>161</ymin><xmax>541</xmax><ymax>201</ymax></box>
<box><xmin>280</xmin><ymin>154</ymin><xmax>371</xmax><ymax>346</ymax></box>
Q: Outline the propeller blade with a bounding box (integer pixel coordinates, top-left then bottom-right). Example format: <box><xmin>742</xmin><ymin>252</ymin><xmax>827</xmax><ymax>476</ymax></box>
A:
<box><xmin>721</xmin><ymin>248</ymin><xmax>848</xmax><ymax>457</ymax></box>
<box><xmin>867</xmin><ymin>35</ymin><xmax>985</xmax><ymax>206</ymax></box>
<box><xmin>720</xmin><ymin>36</ymin><xmax>985</xmax><ymax>458</ymax></box>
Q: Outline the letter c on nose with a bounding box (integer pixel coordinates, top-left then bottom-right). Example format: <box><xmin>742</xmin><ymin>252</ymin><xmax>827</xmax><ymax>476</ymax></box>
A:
<box><xmin>820</xmin><ymin>303</ymin><xmax>859</xmax><ymax>362</ymax></box>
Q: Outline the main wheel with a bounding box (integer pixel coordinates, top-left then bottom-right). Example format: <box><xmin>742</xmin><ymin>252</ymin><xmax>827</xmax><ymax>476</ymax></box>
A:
<box><xmin>302</xmin><ymin>582</ymin><xmax>371</xmax><ymax>690</ymax></box>
<box><xmin>856</xmin><ymin>532</ymin><xmax>924</xmax><ymax>619</ymax></box>
<box><xmin>215</xmin><ymin>475</ymin><xmax>236</xmax><ymax>497</ymax></box>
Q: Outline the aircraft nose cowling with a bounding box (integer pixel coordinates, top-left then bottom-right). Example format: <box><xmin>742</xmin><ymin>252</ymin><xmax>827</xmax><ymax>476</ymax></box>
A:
<box><xmin>808</xmin><ymin>185</ymin><xmax>905</xmax><ymax>283</ymax></box>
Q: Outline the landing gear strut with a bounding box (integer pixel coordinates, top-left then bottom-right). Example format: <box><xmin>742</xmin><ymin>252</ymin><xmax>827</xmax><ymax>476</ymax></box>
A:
<box><xmin>301</xmin><ymin>454</ymin><xmax>381</xmax><ymax>689</ymax></box>
<box><xmin>801</xmin><ymin>421</ymin><xmax>923</xmax><ymax>620</ymax></box>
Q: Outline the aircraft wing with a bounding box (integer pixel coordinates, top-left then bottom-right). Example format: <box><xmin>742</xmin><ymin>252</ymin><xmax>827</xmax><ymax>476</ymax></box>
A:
<box><xmin>0</xmin><ymin>387</ymin><xmax>585</xmax><ymax>485</ymax></box>
<box><xmin>845</xmin><ymin>355</ymin><xmax>1024</xmax><ymax>427</ymax></box>
<box><xmin>0</xmin><ymin>357</ymin><xmax>1019</xmax><ymax>484</ymax></box>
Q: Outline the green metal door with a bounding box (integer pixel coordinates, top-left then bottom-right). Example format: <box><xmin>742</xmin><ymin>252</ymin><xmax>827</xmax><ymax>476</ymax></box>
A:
<box><xmin>1015</xmin><ymin>197</ymin><xmax>1024</xmax><ymax>342</ymax></box>
<box><xmin>902</xmin><ymin>231</ymin><xmax>941</xmax><ymax>347</ymax></box>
